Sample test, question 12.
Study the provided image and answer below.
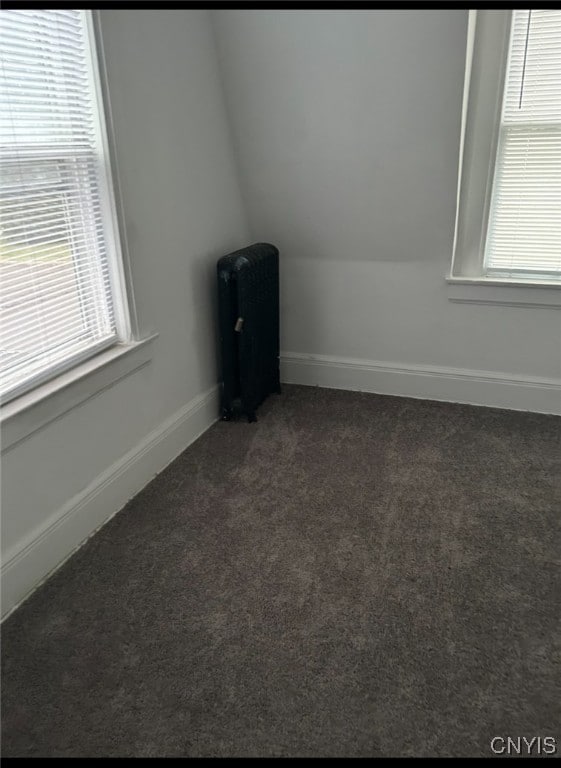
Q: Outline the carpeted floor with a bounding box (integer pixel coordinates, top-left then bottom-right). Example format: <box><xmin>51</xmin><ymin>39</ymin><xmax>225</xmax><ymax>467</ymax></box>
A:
<box><xmin>2</xmin><ymin>384</ymin><xmax>560</xmax><ymax>757</ymax></box>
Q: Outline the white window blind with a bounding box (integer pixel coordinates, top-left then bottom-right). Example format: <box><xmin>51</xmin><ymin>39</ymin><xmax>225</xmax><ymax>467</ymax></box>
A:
<box><xmin>484</xmin><ymin>9</ymin><xmax>561</xmax><ymax>279</ymax></box>
<box><xmin>0</xmin><ymin>9</ymin><xmax>122</xmax><ymax>403</ymax></box>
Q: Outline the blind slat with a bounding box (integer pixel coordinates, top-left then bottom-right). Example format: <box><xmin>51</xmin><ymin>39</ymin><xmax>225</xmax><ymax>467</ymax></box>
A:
<box><xmin>0</xmin><ymin>334</ymin><xmax>117</xmax><ymax>395</ymax></box>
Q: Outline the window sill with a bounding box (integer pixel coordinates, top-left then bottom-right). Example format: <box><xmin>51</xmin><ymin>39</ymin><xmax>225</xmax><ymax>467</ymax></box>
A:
<box><xmin>446</xmin><ymin>276</ymin><xmax>561</xmax><ymax>309</ymax></box>
<box><xmin>1</xmin><ymin>333</ymin><xmax>158</xmax><ymax>453</ymax></box>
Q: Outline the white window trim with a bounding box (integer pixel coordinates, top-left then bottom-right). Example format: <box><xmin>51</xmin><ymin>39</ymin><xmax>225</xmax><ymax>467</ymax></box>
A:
<box><xmin>83</xmin><ymin>9</ymin><xmax>131</xmax><ymax>345</ymax></box>
<box><xmin>0</xmin><ymin>10</ymin><xmax>155</xmax><ymax>439</ymax></box>
<box><xmin>88</xmin><ymin>9</ymin><xmax>140</xmax><ymax>342</ymax></box>
<box><xmin>447</xmin><ymin>9</ymin><xmax>561</xmax><ymax>309</ymax></box>
<box><xmin>1</xmin><ymin>334</ymin><xmax>158</xmax><ymax>453</ymax></box>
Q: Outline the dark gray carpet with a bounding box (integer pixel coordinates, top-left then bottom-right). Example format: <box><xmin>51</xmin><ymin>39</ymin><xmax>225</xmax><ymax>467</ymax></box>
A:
<box><xmin>2</xmin><ymin>384</ymin><xmax>560</xmax><ymax>758</ymax></box>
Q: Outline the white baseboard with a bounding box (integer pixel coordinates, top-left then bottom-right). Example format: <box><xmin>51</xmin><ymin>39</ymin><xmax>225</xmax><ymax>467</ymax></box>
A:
<box><xmin>1</xmin><ymin>384</ymin><xmax>220</xmax><ymax>620</ymax></box>
<box><xmin>281</xmin><ymin>352</ymin><xmax>561</xmax><ymax>415</ymax></box>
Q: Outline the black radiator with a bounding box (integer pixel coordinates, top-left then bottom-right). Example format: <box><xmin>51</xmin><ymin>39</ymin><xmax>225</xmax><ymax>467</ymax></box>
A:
<box><xmin>217</xmin><ymin>243</ymin><xmax>280</xmax><ymax>423</ymax></box>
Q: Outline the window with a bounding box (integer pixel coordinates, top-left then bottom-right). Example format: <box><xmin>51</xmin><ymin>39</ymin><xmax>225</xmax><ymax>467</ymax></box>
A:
<box><xmin>450</xmin><ymin>10</ymin><xmax>561</xmax><ymax>297</ymax></box>
<box><xmin>485</xmin><ymin>10</ymin><xmax>561</xmax><ymax>279</ymax></box>
<box><xmin>0</xmin><ymin>9</ymin><xmax>129</xmax><ymax>404</ymax></box>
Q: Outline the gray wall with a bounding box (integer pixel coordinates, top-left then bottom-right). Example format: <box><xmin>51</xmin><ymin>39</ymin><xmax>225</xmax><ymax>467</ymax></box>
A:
<box><xmin>211</xmin><ymin>9</ymin><xmax>561</xmax><ymax>378</ymax></box>
<box><xmin>2</xmin><ymin>10</ymin><xmax>249</xmax><ymax>613</ymax></box>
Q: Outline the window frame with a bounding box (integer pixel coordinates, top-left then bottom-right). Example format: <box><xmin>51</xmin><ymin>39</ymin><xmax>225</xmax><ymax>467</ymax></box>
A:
<box><xmin>0</xmin><ymin>9</ymin><xmax>133</xmax><ymax>404</ymax></box>
<box><xmin>447</xmin><ymin>9</ymin><xmax>561</xmax><ymax>307</ymax></box>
